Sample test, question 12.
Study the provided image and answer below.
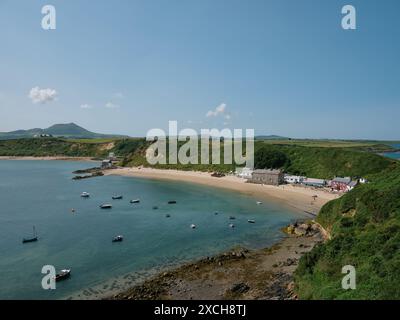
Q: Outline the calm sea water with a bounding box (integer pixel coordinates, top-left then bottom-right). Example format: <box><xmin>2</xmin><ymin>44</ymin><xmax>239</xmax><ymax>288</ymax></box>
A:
<box><xmin>383</xmin><ymin>144</ymin><xmax>400</xmax><ymax>160</ymax></box>
<box><xmin>0</xmin><ymin>160</ymin><xmax>306</xmax><ymax>300</ymax></box>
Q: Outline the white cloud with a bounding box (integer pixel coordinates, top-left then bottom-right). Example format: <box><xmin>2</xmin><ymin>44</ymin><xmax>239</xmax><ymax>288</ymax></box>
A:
<box><xmin>29</xmin><ymin>87</ymin><xmax>57</xmax><ymax>104</ymax></box>
<box><xmin>105</xmin><ymin>102</ymin><xmax>120</xmax><ymax>109</ymax></box>
<box><xmin>206</xmin><ymin>103</ymin><xmax>227</xmax><ymax>117</ymax></box>
<box><xmin>114</xmin><ymin>92</ymin><xmax>124</xmax><ymax>99</ymax></box>
<box><xmin>80</xmin><ymin>104</ymin><xmax>93</xmax><ymax>109</ymax></box>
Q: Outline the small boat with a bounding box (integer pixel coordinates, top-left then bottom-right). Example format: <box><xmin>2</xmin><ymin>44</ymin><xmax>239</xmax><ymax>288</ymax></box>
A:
<box><xmin>256</xmin><ymin>201</ymin><xmax>262</xmax><ymax>205</ymax></box>
<box><xmin>168</xmin><ymin>200</ymin><xmax>177</xmax><ymax>204</ymax></box>
<box><xmin>55</xmin><ymin>269</ymin><xmax>71</xmax><ymax>282</ymax></box>
<box><xmin>81</xmin><ymin>192</ymin><xmax>90</xmax><ymax>198</ymax></box>
<box><xmin>130</xmin><ymin>199</ymin><xmax>140</xmax><ymax>204</ymax></box>
<box><xmin>229</xmin><ymin>216</ymin><xmax>236</xmax><ymax>220</ymax></box>
<box><xmin>229</xmin><ymin>223</ymin><xmax>235</xmax><ymax>228</ymax></box>
<box><xmin>112</xmin><ymin>235</ymin><xmax>123</xmax><ymax>242</ymax></box>
<box><xmin>190</xmin><ymin>224</ymin><xmax>196</xmax><ymax>229</ymax></box>
<box><xmin>112</xmin><ymin>195</ymin><xmax>123</xmax><ymax>200</ymax></box>
<box><xmin>166</xmin><ymin>214</ymin><xmax>171</xmax><ymax>218</ymax></box>
<box><xmin>100</xmin><ymin>204</ymin><xmax>112</xmax><ymax>209</ymax></box>
<box><xmin>152</xmin><ymin>206</ymin><xmax>159</xmax><ymax>210</ymax></box>
<box><xmin>22</xmin><ymin>226</ymin><xmax>38</xmax><ymax>244</ymax></box>
<box><xmin>214</xmin><ymin>212</ymin><xmax>219</xmax><ymax>215</ymax></box>
<box><xmin>248</xmin><ymin>220</ymin><xmax>256</xmax><ymax>224</ymax></box>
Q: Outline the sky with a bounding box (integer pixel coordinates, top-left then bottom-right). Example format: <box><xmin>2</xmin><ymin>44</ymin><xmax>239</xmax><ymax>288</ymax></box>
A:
<box><xmin>0</xmin><ymin>0</ymin><xmax>399</xmax><ymax>140</ymax></box>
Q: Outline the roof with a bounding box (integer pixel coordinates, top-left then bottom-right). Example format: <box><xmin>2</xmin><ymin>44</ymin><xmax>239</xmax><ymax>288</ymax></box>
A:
<box><xmin>348</xmin><ymin>181</ymin><xmax>358</xmax><ymax>187</ymax></box>
<box><xmin>253</xmin><ymin>169</ymin><xmax>282</xmax><ymax>174</ymax></box>
<box><xmin>332</xmin><ymin>177</ymin><xmax>351</xmax><ymax>184</ymax></box>
<box><xmin>303</xmin><ymin>178</ymin><xmax>325</xmax><ymax>184</ymax></box>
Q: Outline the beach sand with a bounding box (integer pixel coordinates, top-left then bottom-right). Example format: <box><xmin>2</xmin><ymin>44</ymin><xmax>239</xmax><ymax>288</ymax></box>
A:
<box><xmin>106</xmin><ymin>167</ymin><xmax>339</xmax><ymax>215</ymax></box>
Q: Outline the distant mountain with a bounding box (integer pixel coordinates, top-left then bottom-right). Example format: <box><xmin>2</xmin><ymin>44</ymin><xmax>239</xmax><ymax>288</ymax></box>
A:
<box><xmin>0</xmin><ymin>123</ymin><xmax>128</xmax><ymax>140</ymax></box>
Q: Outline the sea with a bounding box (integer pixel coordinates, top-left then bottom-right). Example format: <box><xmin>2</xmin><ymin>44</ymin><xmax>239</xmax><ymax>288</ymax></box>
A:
<box><xmin>383</xmin><ymin>143</ymin><xmax>400</xmax><ymax>160</ymax></box>
<box><xmin>0</xmin><ymin>160</ymin><xmax>307</xmax><ymax>299</ymax></box>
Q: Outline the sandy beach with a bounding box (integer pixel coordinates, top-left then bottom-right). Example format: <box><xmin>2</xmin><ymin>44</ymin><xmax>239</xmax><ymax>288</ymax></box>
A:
<box><xmin>106</xmin><ymin>167</ymin><xmax>339</xmax><ymax>215</ymax></box>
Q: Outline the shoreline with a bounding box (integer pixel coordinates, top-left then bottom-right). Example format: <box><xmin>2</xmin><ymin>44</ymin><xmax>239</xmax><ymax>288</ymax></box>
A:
<box><xmin>0</xmin><ymin>156</ymin><xmax>97</xmax><ymax>161</ymax></box>
<box><xmin>111</xmin><ymin>230</ymin><xmax>324</xmax><ymax>300</ymax></box>
<box><xmin>99</xmin><ymin>166</ymin><xmax>337</xmax><ymax>300</ymax></box>
<box><xmin>106</xmin><ymin>167</ymin><xmax>339</xmax><ymax>215</ymax></box>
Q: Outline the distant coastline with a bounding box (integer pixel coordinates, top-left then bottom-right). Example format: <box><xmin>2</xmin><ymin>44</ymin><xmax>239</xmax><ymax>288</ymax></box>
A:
<box><xmin>0</xmin><ymin>156</ymin><xmax>97</xmax><ymax>161</ymax></box>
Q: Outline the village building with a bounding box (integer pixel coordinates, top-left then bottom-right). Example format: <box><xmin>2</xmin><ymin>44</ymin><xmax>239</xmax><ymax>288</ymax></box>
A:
<box><xmin>235</xmin><ymin>167</ymin><xmax>253</xmax><ymax>179</ymax></box>
<box><xmin>248</xmin><ymin>169</ymin><xmax>284</xmax><ymax>186</ymax></box>
<box><xmin>284</xmin><ymin>175</ymin><xmax>305</xmax><ymax>184</ymax></box>
<box><xmin>330</xmin><ymin>177</ymin><xmax>352</xmax><ymax>191</ymax></box>
<box><xmin>101</xmin><ymin>159</ymin><xmax>113</xmax><ymax>169</ymax></box>
<box><xmin>347</xmin><ymin>180</ymin><xmax>358</xmax><ymax>191</ymax></box>
<box><xmin>302</xmin><ymin>178</ymin><xmax>326</xmax><ymax>187</ymax></box>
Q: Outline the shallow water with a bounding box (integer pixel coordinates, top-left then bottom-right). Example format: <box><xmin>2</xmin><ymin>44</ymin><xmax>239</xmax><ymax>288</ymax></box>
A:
<box><xmin>0</xmin><ymin>160</ymin><xmax>307</xmax><ymax>299</ymax></box>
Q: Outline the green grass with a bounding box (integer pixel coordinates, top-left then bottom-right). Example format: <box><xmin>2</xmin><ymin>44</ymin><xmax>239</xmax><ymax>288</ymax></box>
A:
<box><xmin>294</xmin><ymin>164</ymin><xmax>400</xmax><ymax>299</ymax></box>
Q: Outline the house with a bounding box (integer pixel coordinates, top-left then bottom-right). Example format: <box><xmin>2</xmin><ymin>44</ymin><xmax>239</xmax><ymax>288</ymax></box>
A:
<box><xmin>347</xmin><ymin>180</ymin><xmax>358</xmax><ymax>191</ymax></box>
<box><xmin>108</xmin><ymin>152</ymin><xmax>117</xmax><ymax>161</ymax></box>
<box><xmin>330</xmin><ymin>177</ymin><xmax>352</xmax><ymax>191</ymax></box>
<box><xmin>101</xmin><ymin>159</ymin><xmax>113</xmax><ymax>169</ymax></box>
<box><xmin>284</xmin><ymin>175</ymin><xmax>305</xmax><ymax>184</ymax></box>
<box><xmin>302</xmin><ymin>178</ymin><xmax>326</xmax><ymax>187</ymax></box>
<box><xmin>248</xmin><ymin>169</ymin><xmax>284</xmax><ymax>186</ymax></box>
<box><xmin>235</xmin><ymin>167</ymin><xmax>253</xmax><ymax>179</ymax></box>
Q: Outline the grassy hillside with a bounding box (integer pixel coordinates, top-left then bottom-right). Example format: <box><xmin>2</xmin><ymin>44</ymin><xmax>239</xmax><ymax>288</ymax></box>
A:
<box><xmin>0</xmin><ymin>138</ymin><xmax>146</xmax><ymax>158</ymax></box>
<box><xmin>255</xmin><ymin>143</ymin><xmax>395</xmax><ymax>179</ymax></box>
<box><xmin>294</xmin><ymin>164</ymin><xmax>400</xmax><ymax>299</ymax></box>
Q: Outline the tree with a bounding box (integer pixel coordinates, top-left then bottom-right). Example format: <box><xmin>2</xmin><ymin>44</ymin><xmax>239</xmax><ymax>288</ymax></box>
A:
<box><xmin>254</xmin><ymin>147</ymin><xmax>289</xmax><ymax>169</ymax></box>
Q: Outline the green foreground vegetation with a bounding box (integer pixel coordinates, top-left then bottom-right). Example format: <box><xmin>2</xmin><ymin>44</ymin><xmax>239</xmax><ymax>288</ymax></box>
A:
<box><xmin>295</xmin><ymin>163</ymin><xmax>400</xmax><ymax>299</ymax></box>
<box><xmin>0</xmin><ymin>136</ymin><xmax>399</xmax><ymax>299</ymax></box>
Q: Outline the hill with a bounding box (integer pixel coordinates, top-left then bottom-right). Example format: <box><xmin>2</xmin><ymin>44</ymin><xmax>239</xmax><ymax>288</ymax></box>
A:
<box><xmin>294</xmin><ymin>163</ymin><xmax>400</xmax><ymax>299</ymax></box>
<box><xmin>0</xmin><ymin>123</ymin><xmax>127</xmax><ymax>140</ymax></box>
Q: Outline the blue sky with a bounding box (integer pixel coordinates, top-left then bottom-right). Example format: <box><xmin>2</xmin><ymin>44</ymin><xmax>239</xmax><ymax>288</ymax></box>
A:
<box><xmin>0</xmin><ymin>0</ymin><xmax>399</xmax><ymax>139</ymax></box>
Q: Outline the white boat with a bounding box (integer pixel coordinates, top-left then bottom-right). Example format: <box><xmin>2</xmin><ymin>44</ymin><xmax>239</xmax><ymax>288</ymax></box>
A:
<box><xmin>130</xmin><ymin>199</ymin><xmax>140</xmax><ymax>204</ymax></box>
<box><xmin>81</xmin><ymin>192</ymin><xmax>90</xmax><ymax>198</ymax></box>
<box><xmin>229</xmin><ymin>223</ymin><xmax>235</xmax><ymax>228</ymax></box>
<box><xmin>190</xmin><ymin>224</ymin><xmax>196</xmax><ymax>229</ymax></box>
<box><xmin>100</xmin><ymin>204</ymin><xmax>112</xmax><ymax>209</ymax></box>
<box><xmin>256</xmin><ymin>201</ymin><xmax>262</xmax><ymax>205</ymax></box>
<box><xmin>55</xmin><ymin>269</ymin><xmax>71</xmax><ymax>281</ymax></box>
<box><xmin>248</xmin><ymin>220</ymin><xmax>256</xmax><ymax>224</ymax></box>
<box><xmin>112</xmin><ymin>235</ymin><xmax>123</xmax><ymax>242</ymax></box>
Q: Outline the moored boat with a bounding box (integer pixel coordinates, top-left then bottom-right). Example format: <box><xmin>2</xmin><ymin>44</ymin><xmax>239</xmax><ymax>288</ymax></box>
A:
<box><xmin>247</xmin><ymin>220</ymin><xmax>256</xmax><ymax>224</ymax></box>
<box><xmin>112</xmin><ymin>235</ymin><xmax>123</xmax><ymax>242</ymax></box>
<box><xmin>81</xmin><ymin>192</ymin><xmax>90</xmax><ymax>198</ymax></box>
<box><xmin>190</xmin><ymin>224</ymin><xmax>196</xmax><ymax>229</ymax></box>
<box><xmin>55</xmin><ymin>269</ymin><xmax>71</xmax><ymax>282</ymax></box>
<box><xmin>22</xmin><ymin>226</ymin><xmax>38</xmax><ymax>244</ymax></box>
<box><xmin>112</xmin><ymin>195</ymin><xmax>123</xmax><ymax>200</ymax></box>
<box><xmin>168</xmin><ymin>200</ymin><xmax>177</xmax><ymax>204</ymax></box>
<box><xmin>130</xmin><ymin>199</ymin><xmax>140</xmax><ymax>204</ymax></box>
<box><xmin>100</xmin><ymin>204</ymin><xmax>112</xmax><ymax>209</ymax></box>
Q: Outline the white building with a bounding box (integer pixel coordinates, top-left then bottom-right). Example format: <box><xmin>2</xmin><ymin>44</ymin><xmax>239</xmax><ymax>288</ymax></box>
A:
<box><xmin>284</xmin><ymin>175</ymin><xmax>305</xmax><ymax>184</ymax></box>
<box><xmin>235</xmin><ymin>167</ymin><xmax>253</xmax><ymax>179</ymax></box>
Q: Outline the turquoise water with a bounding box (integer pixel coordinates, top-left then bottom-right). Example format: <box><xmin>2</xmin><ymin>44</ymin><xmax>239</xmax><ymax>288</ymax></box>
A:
<box><xmin>0</xmin><ymin>160</ymin><xmax>306</xmax><ymax>300</ymax></box>
<box><xmin>383</xmin><ymin>144</ymin><xmax>400</xmax><ymax>160</ymax></box>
